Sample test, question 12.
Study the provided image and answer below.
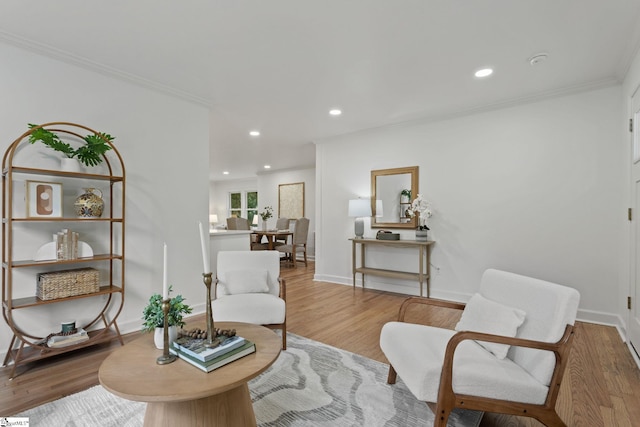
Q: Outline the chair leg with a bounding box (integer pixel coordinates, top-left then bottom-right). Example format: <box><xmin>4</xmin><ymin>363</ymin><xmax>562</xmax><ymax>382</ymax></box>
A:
<box><xmin>387</xmin><ymin>365</ymin><xmax>397</xmax><ymax>384</ymax></box>
<box><xmin>432</xmin><ymin>402</ymin><xmax>452</xmax><ymax>427</ymax></box>
<box><xmin>303</xmin><ymin>244</ymin><xmax>307</xmax><ymax>266</ymax></box>
<box><xmin>282</xmin><ymin>326</ymin><xmax>287</xmax><ymax>350</ymax></box>
<box><xmin>292</xmin><ymin>248</ymin><xmax>296</xmax><ymax>267</ymax></box>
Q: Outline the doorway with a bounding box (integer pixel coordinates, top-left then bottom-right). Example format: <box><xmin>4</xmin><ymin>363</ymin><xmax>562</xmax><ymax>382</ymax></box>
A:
<box><xmin>629</xmin><ymin>85</ymin><xmax>640</xmax><ymax>356</ymax></box>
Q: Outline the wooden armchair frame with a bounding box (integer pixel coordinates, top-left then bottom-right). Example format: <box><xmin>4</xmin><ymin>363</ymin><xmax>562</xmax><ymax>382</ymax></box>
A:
<box><xmin>386</xmin><ymin>296</ymin><xmax>575</xmax><ymax>427</ymax></box>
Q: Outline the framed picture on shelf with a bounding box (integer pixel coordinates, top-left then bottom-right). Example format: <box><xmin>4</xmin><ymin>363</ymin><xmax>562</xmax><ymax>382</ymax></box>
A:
<box><xmin>26</xmin><ymin>180</ymin><xmax>63</xmax><ymax>218</ymax></box>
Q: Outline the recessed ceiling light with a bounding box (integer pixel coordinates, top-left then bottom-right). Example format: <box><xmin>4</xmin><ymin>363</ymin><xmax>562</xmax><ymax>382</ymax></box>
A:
<box><xmin>474</xmin><ymin>68</ymin><xmax>493</xmax><ymax>78</ymax></box>
<box><xmin>264</xmin><ymin>165</ymin><xmax>271</xmax><ymax>169</ymax></box>
<box><xmin>329</xmin><ymin>109</ymin><xmax>342</xmax><ymax>116</ymax></box>
<box><xmin>249</xmin><ymin>130</ymin><xmax>260</xmax><ymax>136</ymax></box>
<box><xmin>223</xmin><ymin>171</ymin><xmax>229</xmax><ymax>175</ymax></box>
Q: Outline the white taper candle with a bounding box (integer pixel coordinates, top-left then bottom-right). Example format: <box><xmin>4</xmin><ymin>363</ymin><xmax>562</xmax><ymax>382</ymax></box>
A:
<box><xmin>162</xmin><ymin>243</ymin><xmax>168</xmax><ymax>299</ymax></box>
<box><xmin>199</xmin><ymin>221</ymin><xmax>211</xmax><ymax>273</ymax></box>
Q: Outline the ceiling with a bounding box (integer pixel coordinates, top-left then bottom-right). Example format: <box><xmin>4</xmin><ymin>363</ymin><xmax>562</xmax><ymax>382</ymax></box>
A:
<box><xmin>2</xmin><ymin>1</ymin><xmax>640</xmax><ymax>181</ymax></box>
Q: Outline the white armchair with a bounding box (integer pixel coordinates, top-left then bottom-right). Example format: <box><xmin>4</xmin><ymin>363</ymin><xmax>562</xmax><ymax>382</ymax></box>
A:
<box><xmin>380</xmin><ymin>269</ymin><xmax>580</xmax><ymax>427</ymax></box>
<box><xmin>212</xmin><ymin>251</ymin><xmax>287</xmax><ymax>349</ymax></box>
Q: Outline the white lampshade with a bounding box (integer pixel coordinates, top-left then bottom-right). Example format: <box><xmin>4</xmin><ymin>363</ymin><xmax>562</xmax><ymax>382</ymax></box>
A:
<box><xmin>348</xmin><ymin>199</ymin><xmax>372</xmax><ymax>217</ymax></box>
<box><xmin>375</xmin><ymin>200</ymin><xmax>383</xmax><ymax>217</ymax></box>
<box><xmin>209</xmin><ymin>214</ymin><xmax>218</xmax><ymax>223</ymax></box>
<box><xmin>252</xmin><ymin>215</ymin><xmax>259</xmax><ymax>225</ymax></box>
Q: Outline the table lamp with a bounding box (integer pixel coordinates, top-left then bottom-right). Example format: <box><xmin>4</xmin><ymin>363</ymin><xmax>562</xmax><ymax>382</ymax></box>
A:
<box><xmin>348</xmin><ymin>199</ymin><xmax>372</xmax><ymax>238</ymax></box>
<box><xmin>209</xmin><ymin>214</ymin><xmax>218</xmax><ymax>229</ymax></box>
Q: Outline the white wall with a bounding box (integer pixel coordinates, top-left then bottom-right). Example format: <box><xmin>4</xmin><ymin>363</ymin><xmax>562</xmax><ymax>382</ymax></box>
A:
<box><xmin>0</xmin><ymin>42</ymin><xmax>210</xmax><ymax>359</ymax></box>
<box><xmin>316</xmin><ymin>86</ymin><xmax>625</xmax><ymax>326</ymax></box>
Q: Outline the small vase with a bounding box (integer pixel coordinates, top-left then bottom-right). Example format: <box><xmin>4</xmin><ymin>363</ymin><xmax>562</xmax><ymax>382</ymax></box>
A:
<box><xmin>74</xmin><ymin>188</ymin><xmax>104</xmax><ymax>218</ymax></box>
<box><xmin>262</xmin><ymin>220</ymin><xmax>267</xmax><ymax>231</ymax></box>
<box><xmin>61</xmin><ymin>158</ymin><xmax>83</xmax><ymax>173</ymax></box>
<box><xmin>415</xmin><ymin>229</ymin><xmax>428</xmax><ymax>242</ymax></box>
<box><xmin>154</xmin><ymin>326</ymin><xmax>178</xmax><ymax>350</ymax></box>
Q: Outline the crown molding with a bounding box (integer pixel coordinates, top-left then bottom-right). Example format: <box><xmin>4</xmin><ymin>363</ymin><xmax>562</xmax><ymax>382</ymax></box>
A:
<box><xmin>0</xmin><ymin>30</ymin><xmax>213</xmax><ymax>108</ymax></box>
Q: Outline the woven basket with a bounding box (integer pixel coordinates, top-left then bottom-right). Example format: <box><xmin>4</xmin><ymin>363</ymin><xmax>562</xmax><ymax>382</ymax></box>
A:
<box><xmin>36</xmin><ymin>268</ymin><xmax>100</xmax><ymax>300</ymax></box>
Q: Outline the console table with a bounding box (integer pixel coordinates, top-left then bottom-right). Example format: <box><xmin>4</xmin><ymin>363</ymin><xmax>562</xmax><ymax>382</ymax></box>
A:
<box><xmin>349</xmin><ymin>238</ymin><xmax>435</xmax><ymax>297</ymax></box>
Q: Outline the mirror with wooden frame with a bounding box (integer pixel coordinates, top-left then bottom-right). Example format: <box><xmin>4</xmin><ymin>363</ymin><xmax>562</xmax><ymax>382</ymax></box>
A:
<box><xmin>371</xmin><ymin>166</ymin><xmax>419</xmax><ymax>229</ymax></box>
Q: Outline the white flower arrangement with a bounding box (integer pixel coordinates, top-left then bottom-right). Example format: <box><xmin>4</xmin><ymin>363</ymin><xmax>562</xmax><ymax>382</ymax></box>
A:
<box><xmin>406</xmin><ymin>194</ymin><xmax>432</xmax><ymax>231</ymax></box>
<box><xmin>259</xmin><ymin>206</ymin><xmax>273</xmax><ymax>221</ymax></box>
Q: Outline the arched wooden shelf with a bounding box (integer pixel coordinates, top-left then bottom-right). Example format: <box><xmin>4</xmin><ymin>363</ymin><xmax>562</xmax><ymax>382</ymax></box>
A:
<box><xmin>1</xmin><ymin>122</ymin><xmax>126</xmax><ymax>378</ymax></box>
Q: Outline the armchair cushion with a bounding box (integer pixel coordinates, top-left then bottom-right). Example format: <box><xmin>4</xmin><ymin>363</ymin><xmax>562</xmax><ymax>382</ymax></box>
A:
<box><xmin>212</xmin><ymin>293</ymin><xmax>286</xmax><ymax>325</ymax></box>
<box><xmin>380</xmin><ymin>321</ymin><xmax>549</xmax><ymax>404</ymax></box>
<box><xmin>217</xmin><ymin>251</ymin><xmax>281</xmax><ymax>297</ymax></box>
<box><xmin>223</xmin><ymin>269</ymin><xmax>270</xmax><ymax>295</ymax></box>
<box><xmin>455</xmin><ymin>293</ymin><xmax>526</xmax><ymax>359</ymax></box>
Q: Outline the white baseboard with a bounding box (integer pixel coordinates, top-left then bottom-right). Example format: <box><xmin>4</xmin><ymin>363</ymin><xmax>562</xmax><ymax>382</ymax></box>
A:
<box><xmin>314</xmin><ymin>274</ymin><xmax>631</xmax><ymax>331</ymax></box>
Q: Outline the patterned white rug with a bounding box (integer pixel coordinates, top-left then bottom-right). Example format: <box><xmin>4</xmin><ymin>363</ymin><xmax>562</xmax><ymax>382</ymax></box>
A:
<box><xmin>18</xmin><ymin>333</ymin><xmax>482</xmax><ymax>426</ymax></box>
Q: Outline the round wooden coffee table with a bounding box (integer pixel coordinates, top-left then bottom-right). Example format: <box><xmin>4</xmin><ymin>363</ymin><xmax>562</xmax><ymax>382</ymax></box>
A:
<box><xmin>99</xmin><ymin>322</ymin><xmax>281</xmax><ymax>426</ymax></box>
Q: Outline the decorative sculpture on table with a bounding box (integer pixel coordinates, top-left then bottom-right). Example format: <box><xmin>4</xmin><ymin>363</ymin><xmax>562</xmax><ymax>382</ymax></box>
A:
<box><xmin>156</xmin><ymin>298</ymin><xmax>177</xmax><ymax>365</ymax></box>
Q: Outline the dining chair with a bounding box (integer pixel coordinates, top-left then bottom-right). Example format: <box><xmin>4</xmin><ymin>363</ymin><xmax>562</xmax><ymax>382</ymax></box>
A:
<box><xmin>226</xmin><ymin>217</ymin><xmax>265</xmax><ymax>250</ymax></box>
<box><xmin>226</xmin><ymin>217</ymin><xmax>250</xmax><ymax>230</ymax></box>
<box><xmin>276</xmin><ymin>217</ymin><xmax>309</xmax><ymax>267</ymax></box>
<box><xmin>274</xmin><ymin>217</ymin><xmax>290</xmax><ymax>246</ymax></box>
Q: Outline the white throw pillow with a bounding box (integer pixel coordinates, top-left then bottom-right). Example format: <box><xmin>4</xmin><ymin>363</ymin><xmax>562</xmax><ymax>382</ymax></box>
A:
<box><xmin>455</xmin><ymin>293</ymin><xmax>526</xmax><ymax>359</ymax></box>
<box><xmin>223</xmin><ymin>269</ymin><xmax>270</xmax><ymax>295</ymax></box>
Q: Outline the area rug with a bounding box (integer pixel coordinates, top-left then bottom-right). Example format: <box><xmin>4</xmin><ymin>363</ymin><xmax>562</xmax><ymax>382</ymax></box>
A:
<box><xmin>18</xmin><ymin>333</ymin><xmax>482</xmax><ymax>426</ymax></box>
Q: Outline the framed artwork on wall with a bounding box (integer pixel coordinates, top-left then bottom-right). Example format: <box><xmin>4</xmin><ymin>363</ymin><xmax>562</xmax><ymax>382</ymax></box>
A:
<box><xmin>278</xmin><ymin>182</ymin><xmax>305</xmax><ymax>219</ymax></box>
<box><xmin>26</xmin><ymin>180</ymin><xmax>63</xmax><ymax>218</ymax></box>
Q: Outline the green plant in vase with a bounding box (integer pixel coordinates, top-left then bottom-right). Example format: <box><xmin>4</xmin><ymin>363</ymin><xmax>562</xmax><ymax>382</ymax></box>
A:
<box><xmin>401</xmin><ymin>189</ymin><xmax>412</xmax><ymax>206</ymax></box>
<box><xmin>142</xmin><ymin>286</ymin><xmax>193</xmax><ymax>333</ymax></box>
<box><xmin>27</xmin><ymin>123</ymin><xmax>114</xmax><ymax>167</ymax></box>
<box><xmin>259</xmin><ymin>206</ymin><xmax>273</xmax><ymax>230</ymax></box>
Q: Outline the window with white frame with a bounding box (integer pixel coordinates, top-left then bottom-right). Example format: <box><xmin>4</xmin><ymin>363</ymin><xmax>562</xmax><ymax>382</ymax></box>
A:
<box><xmin>228</xmin><ymin>191</ymin><xmax>258</xmax><ymax>224</ymax></box>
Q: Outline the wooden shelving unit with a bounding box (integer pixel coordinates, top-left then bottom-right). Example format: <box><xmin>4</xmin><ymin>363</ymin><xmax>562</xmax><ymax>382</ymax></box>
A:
<box><xmin>1</xmin><ymin>122</ymin><xmax>126</xmax><ymax>378</ymax></box>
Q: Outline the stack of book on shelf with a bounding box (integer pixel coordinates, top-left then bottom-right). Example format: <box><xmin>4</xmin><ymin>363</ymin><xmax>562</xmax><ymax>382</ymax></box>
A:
<box><xmin>170</xmin><ymin>334</ymin><xmax>256</xmax><ymax>373</ymax></box>
<box><xmin>55</xmin><ymin>228</ymin><xmax>80</xmax><ymax>260</ymax></box>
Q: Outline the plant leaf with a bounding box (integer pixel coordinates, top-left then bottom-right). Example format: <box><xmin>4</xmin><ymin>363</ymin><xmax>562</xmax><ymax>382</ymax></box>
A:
<box><xmin>28</xmin><ymin>124</ymin><xmax>75</xmax><ymax>157</ymax></box>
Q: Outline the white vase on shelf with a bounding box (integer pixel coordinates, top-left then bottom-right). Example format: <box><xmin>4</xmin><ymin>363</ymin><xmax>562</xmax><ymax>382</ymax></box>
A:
<box><xmin>415</xmin><ymin>229</ymin><xmax>428</xmax><ymax>241</ymax></box>
<box><xmin>60</xmin><ymin>157</ymin><xmax>83</xmax><ymax>173</ymax></box>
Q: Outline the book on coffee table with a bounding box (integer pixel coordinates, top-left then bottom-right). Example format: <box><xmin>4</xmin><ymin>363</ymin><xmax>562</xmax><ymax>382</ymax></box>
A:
<box><xmin>170</xmin><ymin>340</ymin><xmax>256</xmax><ymax>373</ymax></box>
<box><xmin>172</xmin><ymin>335</ymin><xmax>246</xmax><ymax>362</ymax></box>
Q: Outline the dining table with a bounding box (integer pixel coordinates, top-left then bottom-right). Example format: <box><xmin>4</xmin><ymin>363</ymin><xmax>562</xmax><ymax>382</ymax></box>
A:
<box><xmin>252</xmin><ymin>230</ymin><xmax>293</xmax><ymax>250</ymax></box>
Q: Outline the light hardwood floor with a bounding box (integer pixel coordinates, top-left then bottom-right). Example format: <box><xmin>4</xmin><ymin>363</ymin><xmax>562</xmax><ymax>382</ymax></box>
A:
<box><xmin>2</xmin><ymin>261</ymin><xmax>640</xmax><ymax>426</ymax></box>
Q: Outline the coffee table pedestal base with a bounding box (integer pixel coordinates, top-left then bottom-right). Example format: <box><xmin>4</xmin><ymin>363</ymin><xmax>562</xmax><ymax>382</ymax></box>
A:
<box><xmin>144</xmin><ymin>383</ymin><xmax>256</xmax><ymax>427</ymax></box>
